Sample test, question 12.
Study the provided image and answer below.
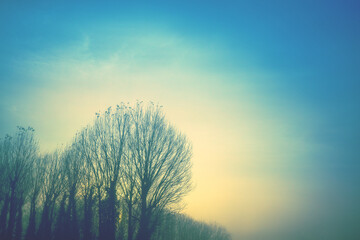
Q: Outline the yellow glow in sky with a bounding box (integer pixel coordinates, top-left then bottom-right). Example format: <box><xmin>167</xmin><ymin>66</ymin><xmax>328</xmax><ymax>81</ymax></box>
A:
<box><xmin>7</xmin><ymin>30</ymin><xmax>319</xmax><ymax>238</ymax></box>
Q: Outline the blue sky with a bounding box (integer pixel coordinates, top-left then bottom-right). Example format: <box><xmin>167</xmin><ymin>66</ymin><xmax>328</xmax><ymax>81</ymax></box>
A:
<box><xmin>1</xmin><ymin>1</ymin><xmax>359</xmax><ymax>239</ymax></box>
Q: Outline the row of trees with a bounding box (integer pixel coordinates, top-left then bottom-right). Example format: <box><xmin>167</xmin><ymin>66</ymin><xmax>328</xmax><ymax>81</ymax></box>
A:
<box><xmin>0</xmin><ymin>103</ymin><xmax>231</xmax><ymax>240</ymax></box>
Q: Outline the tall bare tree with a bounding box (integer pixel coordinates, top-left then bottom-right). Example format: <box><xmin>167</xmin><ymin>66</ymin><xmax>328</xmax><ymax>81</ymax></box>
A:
<box><xmin>128</xmin><ymin>103</ymin><xmax>193</xmax><ymax>240</ymax></box>
<box><xmin>25</xmin><ymin>155</ymin><xmax>45</xmax><ymax>240</ymax></box>
<box><xmin>0</xmin><ymin>127</ymin><xmax>38</xmax><ymax>240</ymax></box>
<box><xmin>37</xmin><ymin>151</ymin><xmax>63</xmax><ymax>240</ymax></box>
<box><xmin>0</xmin><ymin>103</ymin><xmax>235</xmax><ymax>240</ymax></box>
<box><xmin>53</xmin><ymin>147</ymin><xmax>82</xmax><ymax>240</ymax></box>
<box><xmin>74</xmin><ymin>133</ymin><xmax>96</xmax><ymax>240</ymax></box>
<box><xmin>76</xmin><ymin>104</ymin><xmax>130</xmax><ymax>240</ymax></box>
<box><xmin>119</xmin><ymin>143</ymin><xmax>138</xmax><ymax>240</ymax></box>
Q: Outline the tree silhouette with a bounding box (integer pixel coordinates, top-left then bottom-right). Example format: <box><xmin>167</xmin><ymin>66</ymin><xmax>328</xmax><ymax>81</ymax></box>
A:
<box><xmin>0</xmin><ymin>127</ymin><xmax>38</xmax><ymax>240</ymax></box>
<box><xmin>128</xmin><ymin>103</ymin><xmax>192</xmax><ymax>240</ymax></box>
<box><xmin>0</xmin><ymin>103</ymin><xmax>232</xmax><ymax>240</ymax></box>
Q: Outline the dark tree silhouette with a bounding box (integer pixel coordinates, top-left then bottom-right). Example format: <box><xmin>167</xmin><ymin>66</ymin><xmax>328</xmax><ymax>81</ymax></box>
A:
<box><xmin>0</xmin><ymin>103</ymin><xmax>232</xmax><ymax>240</ymax></box>
<box><xmin>118</xmin><ymin>146</ymin><xmax>138</xmax><ymax>240</ymax></box>
<box><xmin>37</xmin><ymin>152</ymin><xmax>63</xmax><ymax>240</ymax></box>
<box><xmin>128</xmin><ymin>103</ymin><xmax>192</xmax><ymax>240</ymax></box>
<box><xmin>0</xmin><ymin>127</ymin><xmax>38</xmax><ymax>240</ymax></box>
<box><xmin>61</xmin><ymin>148</ymin><xmax>82</xmax><ymax>240</ymax></box>
<box><xmin>25</xmin><ymin>156</ymin><xmax>45</xmax><ymax>240</ymax></box>
<box><xmin>76</xmin><ymin>104</ymin><xmax>130</xmax><ymax>240</ymax></box>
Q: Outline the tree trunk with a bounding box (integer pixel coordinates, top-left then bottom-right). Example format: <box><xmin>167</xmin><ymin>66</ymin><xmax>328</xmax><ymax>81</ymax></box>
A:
<box><xmin>0</xmin><ymin>193</ymin><xmax>10</xmax><ymax>238</ymax></box>
<box><xmin>68</xmin><ymin>186</ymin><xmax>79</xmax><ymax>240</ymax></box>
<box><xmin>83</xmin><ymin>188</ymin><xmax>94</xmax><ymax>240</ymax></box>
<box><xmin>37</xmin><ymin>204</ymin><xmax>52</xmax><ymax>240</ymax></box>
<box><xmin>25</xmin><ymin>194</ymin><xmax>37</xmax><ymax>240</ymax></box>
<box><xmin>14</xmin><ymin>196</ymin><xmax>24</xmax><ymax>240</ymax></box>
<box><xmin>106</xmin><ymin>181</ymin><xmax>117</xmax><ymax>240</ymax></box>
<box><xmin>54</xmin><ymin>195</ymin><xmax>67</xmax><ymax>240</ymax></box>
<box><xmin>136</xmin><ymin>193</ymin><xmax>151</xmax><ymax>240</ymax></box>
<box><xmin>98</xmin><ymin>186</ymin><xmax>104</xmax><ymax>240</ymax></box>
<box><xmin>127</xmin><ymin>200</ymin><xmax>134</xmax><ymax>240</ymax></box>
<box><xmin>6</xmin><ymin>184</ymin><xmax>17</xmax><ymax>240</ymax></box>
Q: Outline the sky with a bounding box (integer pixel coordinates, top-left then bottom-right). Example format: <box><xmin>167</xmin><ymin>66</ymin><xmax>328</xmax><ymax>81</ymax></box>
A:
<box><xmin>0</xmin><ymin>1</ymin><xmax>359</xmax><ymax>239</ymax></box>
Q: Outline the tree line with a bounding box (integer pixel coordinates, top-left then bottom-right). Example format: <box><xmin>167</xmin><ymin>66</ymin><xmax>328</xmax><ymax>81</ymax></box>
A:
<box><xmin>0</xmin><ymin>102</ymin><xmax>231</xmax><ymax>240</ymax></box>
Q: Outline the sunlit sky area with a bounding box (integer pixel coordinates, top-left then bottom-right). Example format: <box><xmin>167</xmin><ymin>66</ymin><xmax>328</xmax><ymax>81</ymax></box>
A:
<box><xmin>1</xmin><ymin>1</ymin><xmax>359</xmax><ymax>239</ymax></box>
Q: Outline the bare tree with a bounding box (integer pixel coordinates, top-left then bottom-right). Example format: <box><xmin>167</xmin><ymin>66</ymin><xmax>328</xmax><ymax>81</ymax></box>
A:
<box><xmin>52</xmin><ymin>146</ymin><xmax>83</xmax><ymax>240</ymax></box>
<box><xmin>74</xmin><ymin>134</ymin><xmax>96</xmax><ymax>240</ymax></box>
<box><xmin>77</xmin><ymin>125</ymin><xmax>105</xmax><ymax>239</ymax></box>
<box><xmin>153</xmin><ymin>212</ymin><xmax>232</xmax><ymax>240</ymax></box>
<box><xmin>75</xmin><ymin>102</ymin><xmax>192</xmax><ymax>240</ymax></box>
<box><xmin>128</xmin><ymin>103</ymin><xmax>193</xmax><ymax>240</ymax></box>
<box><xmin>0</xmin><ymin>134</ymin><xmax>12</xmax><ymax>238</ymax></box>
<box><xmin>119</xmin><ymin>144</ymin><xmax>138</xmax><ymax>240</ymax></box>
<box><xmin>37</xmin><ymin>151</ymin><xmax>63</xmax><ymax>240</ymax></box>
<box><xmin>76</xmin><ymin>104</ymin><xmax>130</xmax><ymax>240</ymax></box>
<box><xmin>0</xmin><ymin>104</ymin><xmax>234</xmax><ymax>240</ymax></box>
<box><xmin>25</xmin><ymin>156</ymin><xmax>45</xmax><ymax>240</ymax></box>
<box><xmin>0</xmin><ymin>127</ymin><xmax>38</xmax><ymax>240</ymax></box>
